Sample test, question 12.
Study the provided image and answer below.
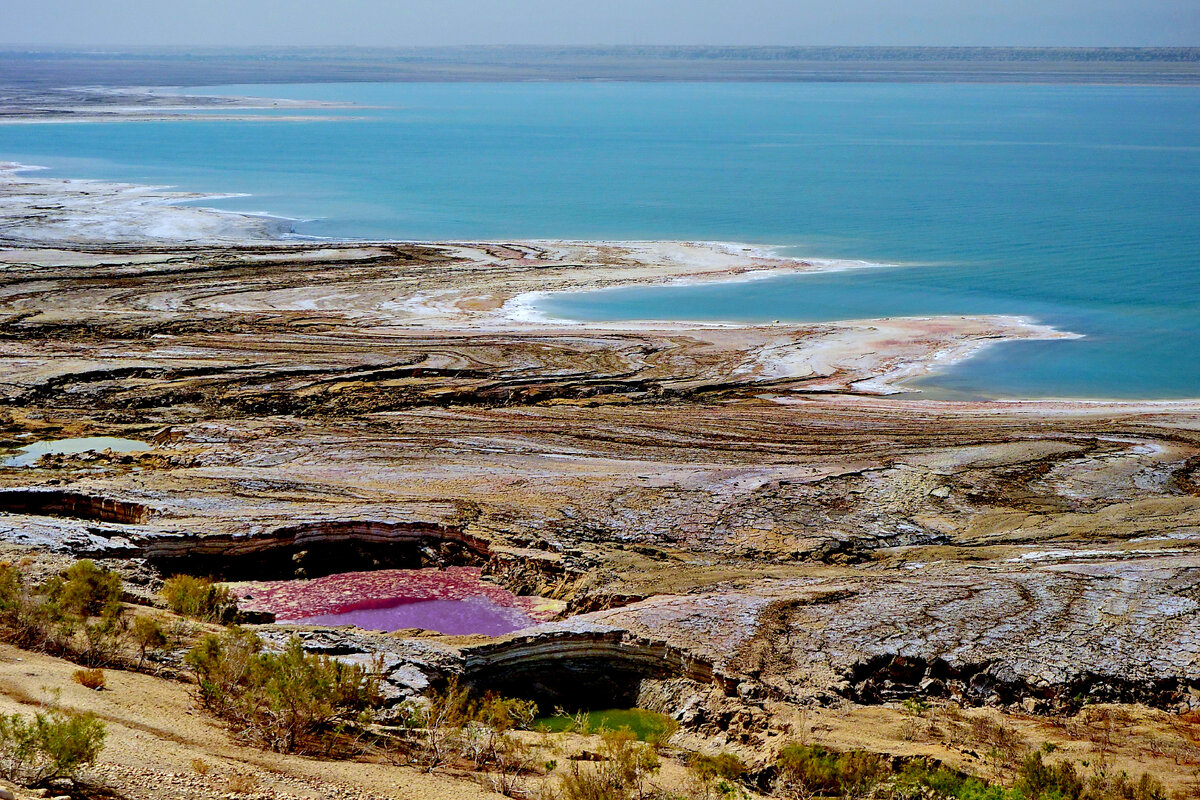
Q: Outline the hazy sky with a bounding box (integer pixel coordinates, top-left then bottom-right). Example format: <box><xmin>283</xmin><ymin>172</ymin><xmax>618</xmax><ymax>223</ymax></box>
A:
<box><xmin>3</xmin><ymin>0</ymin><xmax>1197</xmax><ymax>48</ymax></box>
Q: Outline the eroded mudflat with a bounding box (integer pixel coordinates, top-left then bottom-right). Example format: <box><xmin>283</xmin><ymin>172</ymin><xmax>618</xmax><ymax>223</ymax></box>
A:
<box><xmin>0</xmin><ymin>233</ymin><xmax>1198</xmax><ymax>793</ymax></box>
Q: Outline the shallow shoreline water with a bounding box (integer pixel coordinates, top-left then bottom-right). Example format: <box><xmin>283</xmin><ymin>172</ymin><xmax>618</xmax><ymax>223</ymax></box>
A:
<box><xmin>0</xmin><ymin>161</ymin><xmax>1078</xmax><ymax>399</ymax></box>
<box><xmin>0</xmin><ymin>160</ymin><xmax>1154</xmax><ymax>402</ymax></box>
<box><xmin>1</xmin><ymin>437</ymin><xmax>150</xmax><ymax>468</ymax></box>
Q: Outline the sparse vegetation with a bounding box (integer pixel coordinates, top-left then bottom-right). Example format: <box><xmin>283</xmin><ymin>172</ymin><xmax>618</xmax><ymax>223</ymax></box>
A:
<box><xmin>0</xmin><ymin>560</ymin><xmax>127</xmax><ymax>666</ymax></box>
<box><xmin>689</xmin><ymin>752</ymin><xmax>749</xmax><ymax>783</ymax></box>
<box><xmin>687</xmin><ymin>751</ymin><xmax>753</xmax><ymax>799</ymax></box>
<box><xmin>185</xmin><ymin>627</ymin><xmax>379</xmax><ymax>754</ymax></box>
<box><xmin>551</xmin><ymin>727</ymin><xmax>662</xmax><ymax>800</ymax></box>
<box><xmin>900</xmin><ymin>696</ymin><xmax>933</xmax><ymax>741</ymax></box>
<box><xmin>775</xmin><ymin>743</ymin><xmax>889</xmax><ymax>798</ymax></box>
<box><xmin>0</xmin><ymin>560</ymin><xmax>1185</xmax><ymax>800</ymax></box>
<box><xmin>768</xmin><ymin>744</ymin><xmax>1177</xmax><ymax>800</ymax></box>
<box><xmin>1015</xmin><ymin>751</ymin><xmax>1170</xmax><ymax>800</ymax></box>
<box><xmin>161</xmin><ymin>574</ymin><xmax>237</xmax><ymax>623</ymax></box>
<box><xmin>0</xmin><ymin>707</ymin><xmax>106</xmax><ymax>787</ymax></box>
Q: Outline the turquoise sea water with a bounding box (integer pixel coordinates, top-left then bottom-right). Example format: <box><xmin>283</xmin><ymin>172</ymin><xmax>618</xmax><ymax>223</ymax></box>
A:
<box><xmin>2</xmin><ymin>82</ymin><xmax>1198</xmax><ymax>398</ymax></box>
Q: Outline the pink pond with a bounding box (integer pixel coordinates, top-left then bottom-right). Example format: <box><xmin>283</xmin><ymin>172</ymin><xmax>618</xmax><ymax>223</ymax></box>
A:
<box><xmin>231</xmin><ymin>566</ymin><xmax>553</xmax><ymax>636</ymax></box>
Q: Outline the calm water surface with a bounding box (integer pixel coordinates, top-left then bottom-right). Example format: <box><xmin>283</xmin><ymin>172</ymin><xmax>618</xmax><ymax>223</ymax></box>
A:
<box><xmin>2</xmin><ymin>437</ymin><xmax>150</xmax><ymax>467</ymax></box>
<box><xmin>293</xmin><ymin>595</ymin><xmax>534</xmax><ymax>636</ymax></box>
<box><xmin>3</xmin><ymin>82</ymin><xmax>1197</xmax><ymax>398</ymax></box>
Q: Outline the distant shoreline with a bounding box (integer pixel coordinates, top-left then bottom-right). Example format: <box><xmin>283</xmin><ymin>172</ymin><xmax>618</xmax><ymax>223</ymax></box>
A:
<box><xmin>3</xmin><ymin>45</ymin><xmax>1200</xmax><ymax>88</ymax></box>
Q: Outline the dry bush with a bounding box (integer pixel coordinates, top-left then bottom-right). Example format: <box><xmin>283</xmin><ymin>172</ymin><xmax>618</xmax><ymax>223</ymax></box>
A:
<box><xmin>966</xmin><ymin>713</ymin><xmax>1028</xmax><ymax>771</ymax></box>
<box><xmin>397</xmin><ymin>678</ymin><xmax>541</xmax><ymax>781</ymax></box>
<box><xmin>191</xmin><ymin>758</ymin><xmax>211</xmax><ymax>776</ymax></box>
<box><xmin>938</xmin><ymin>701</ymin><xmax>970</xmax><ymax>746</ymax></box>
<box><xmin>1161</xmin><ymin>711</ymin><xmax>1200</xmax><ymax>766</ymax></box>
<box><xmin>225</xmin><ymin>773</ymin><xmax>260</xmax><ymax>793</ymax></box>
<box><xmin>1078</xmin><ymin>706</ymin><xmax>1135</xmax><ymax>768</ymax></box>
<box><xmin>478</xmin><ymin>733</ymin><xmax>539</xmax><ymax>798</ymax></box>
<box><xmin>72</xmin><ymin>668</ymin><xmax>105</xmax><ymax>690</ymax></box>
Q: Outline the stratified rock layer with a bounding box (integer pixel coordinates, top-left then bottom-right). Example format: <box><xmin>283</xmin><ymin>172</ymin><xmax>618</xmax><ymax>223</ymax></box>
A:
<box><xmin>0</xmin><ymin>241</ymin><xmax>1197</xmax><ymax>719</ymax></box>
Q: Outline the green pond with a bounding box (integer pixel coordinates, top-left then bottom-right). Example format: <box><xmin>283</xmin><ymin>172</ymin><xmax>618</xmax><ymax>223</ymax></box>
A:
<box><xmin>535</xmin><ymin>708</ymin><xmax>676</xmax><ymax>742</ymax></box>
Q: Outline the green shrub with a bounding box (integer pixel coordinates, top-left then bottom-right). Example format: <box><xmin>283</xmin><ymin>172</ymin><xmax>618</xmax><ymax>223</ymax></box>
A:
<box><xmin>775</xmin><ymin>743</ymin><xmax>888</xmax><ymax>798</ymax></box>
<box><xmin>51</xmin><ymin>561</ymin><xmax>123</xmax><ymax>618</ymax></box>
<box><xmin>0</xmin><ymin>563</ymin><xmax>24</xmax><ymax>616</ymax></box>
<box><xmin>185</xmin><ymin>628</ymin><xmax>379</xmax><ymax>754</ymax></box>
<box><xmin>0</xmin><ymin>561</ymin><xmax>126</xmax><ymax>666</ymax></box>
<box><xmin>896</xmin><ymin>759</ymin><xmax>1017</xmax><ymax>800</ymax></box>
<box><xmin>1016</xmin><ymin>751</ymin><xmax>1084</xmax><ymax>800</ymax></box>
<box><xmin>247</xmin><ymin>637</ymin><xmax>379</xmax><ymax>753</ymax></box>
<box><xmin>161</xmin><ymin>575</ymin><xmax>237</xmax><ymax>623</ymax></box>
<box><xmin>0</xmin><ymin>563</ymin><xmax>41</xmax><ymax>647</ymax></box>
<box><xmin>1098</xmin><ymin>772</ymin><xmax>1169</xmax><ymax>800</ymax></box>
<box><xmin>0</xmin><ymin>708</ymin><xmax>106</xmax><ymax>786</ymax></box>
<box><xmin>553</xmin><ymin>728</ymin><xmax>660</xmax><ymax>800</ymax></box>
<box><xmin>184</xmin><ymin>625</ymin><xmax>263</xmax><ymax>712</ymax></box>
<box><xmin>894</xmin><ymin>753</ymin><xmax>1172</xmax><ymax>800</ymax></box>
<box><xmin>1013</xmin><ymin>752</ymin><xmax>1169</xmax><ymax>800</ymax></box>
<box><xmin>131</xmin><ymin>616</ymin><xmax>168</xmax><ymax>669</ymax></box>
<box><xmin>689</xmin><ymin>751</ymin><xmax>749</xmax><ymax>783</ymax></box>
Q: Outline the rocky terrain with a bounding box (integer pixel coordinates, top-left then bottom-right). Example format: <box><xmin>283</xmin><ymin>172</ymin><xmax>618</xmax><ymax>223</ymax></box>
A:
<box><xmin>0</xmin><ymin>233</ymin><xmax>1198</xmax><ymax>795</ymax></box>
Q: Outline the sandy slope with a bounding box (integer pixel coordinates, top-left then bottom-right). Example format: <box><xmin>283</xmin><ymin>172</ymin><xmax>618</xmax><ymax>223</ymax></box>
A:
<box><xmin>0</xmin><ymin>644</ymin><xmax>498</xmax><ymax>800</ymax></box>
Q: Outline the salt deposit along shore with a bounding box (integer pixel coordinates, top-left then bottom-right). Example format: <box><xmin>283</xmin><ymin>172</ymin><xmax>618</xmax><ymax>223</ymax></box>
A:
<box><xmin>0</xmin><ymin>161</ymin><xmax>1080</xmax><ymax>398</ymax></box>
<box><xmin>1</xmin><ymin>156</ymin><xmax>1200</xmax><ymax>798</ymax></box>
<box><xmin>0</xmin><ymin>85</ymin><xmax>350</xmax><ymax>124</ymax></box>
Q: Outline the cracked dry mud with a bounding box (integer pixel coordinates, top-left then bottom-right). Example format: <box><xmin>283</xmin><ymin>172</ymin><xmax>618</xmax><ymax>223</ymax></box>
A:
<box><xmin>1</xmin><ymin>239</ymin><xmax>1199</xmax><ymax>770</ymax></box>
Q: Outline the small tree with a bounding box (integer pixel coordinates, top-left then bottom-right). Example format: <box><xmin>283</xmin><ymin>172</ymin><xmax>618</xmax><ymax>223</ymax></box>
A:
<box><xmin>0</xmin><ymin>708</ymin><xmax>106</xmax><ymax>787</ymax></box>
<box><xmin>131</xmin><ymin>616</ymin><xmax>168</xmax><ymax>670</ymax></box>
